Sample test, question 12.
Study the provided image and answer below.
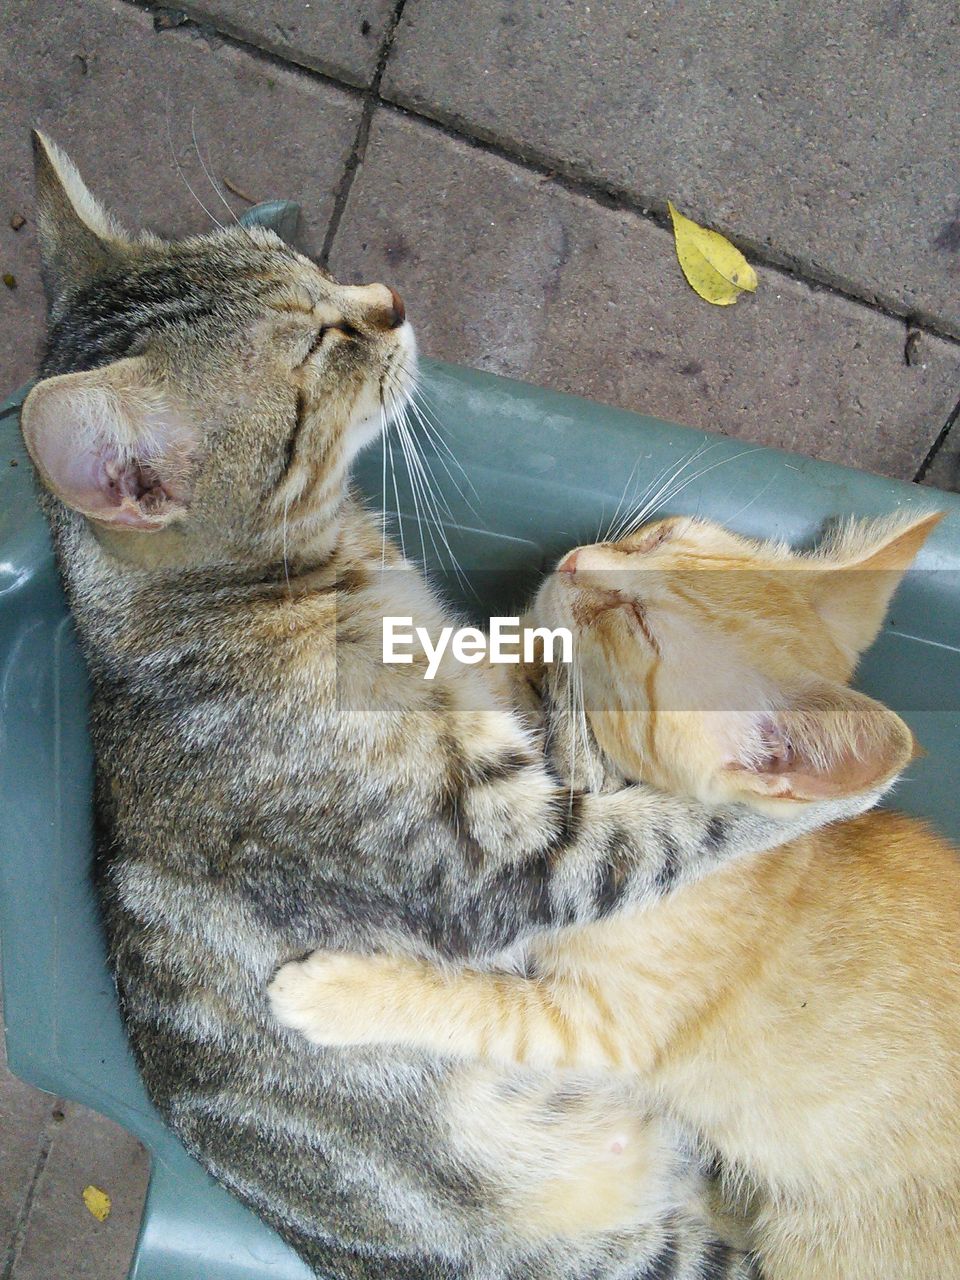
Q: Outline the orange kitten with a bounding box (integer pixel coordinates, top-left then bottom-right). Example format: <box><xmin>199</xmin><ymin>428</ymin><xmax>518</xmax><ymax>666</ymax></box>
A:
<box><xmin>270</xmin><ymin>510</ymin><xmax>960</xmax><ymax>1280</ymax></box>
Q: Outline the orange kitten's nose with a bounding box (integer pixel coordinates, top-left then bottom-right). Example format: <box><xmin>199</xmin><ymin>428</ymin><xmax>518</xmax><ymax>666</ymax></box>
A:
<box><xmin>558</xmin><ymin>549</ymin><xmax>579</xmax><ymax>574</ymax></box>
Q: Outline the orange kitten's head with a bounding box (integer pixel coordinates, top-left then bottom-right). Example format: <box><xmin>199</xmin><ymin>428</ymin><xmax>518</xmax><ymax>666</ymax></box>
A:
<box><xmin>533</xmin><ymin>511</ymin><xmax>942</xmax><ymax>813</ymax></box>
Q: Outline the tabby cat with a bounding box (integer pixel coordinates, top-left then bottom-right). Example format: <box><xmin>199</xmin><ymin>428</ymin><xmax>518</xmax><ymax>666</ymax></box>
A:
<box><xmin>22</xmin><ymin>135</ymin><xmax>875</xmax><ymax>1279</ymax></box>
<box><xmin>270</xmin><ymin>512</ymin><xmax>960</xmax><ymax>1280</ymax></box>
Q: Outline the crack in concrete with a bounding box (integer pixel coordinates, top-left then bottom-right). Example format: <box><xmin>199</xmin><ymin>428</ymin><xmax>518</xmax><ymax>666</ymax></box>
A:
<box><xmin>914</xmin><ymin>391</ymin><xmax>960</xmax><ymax>484</ymax></box>
<box><xmin>319</xmin><ymin>0</ymin><xmax>410</xmax><ymax>268</ymax></box>
<box><xmin>0</xmin><ymin>1106</ymin><xmax>59</xmax><ymax>1280</ymax></box>
<box><xmin>123</xmin><ymin>1</ymin><xmax>367</xmax><ymax>91</ymax></box>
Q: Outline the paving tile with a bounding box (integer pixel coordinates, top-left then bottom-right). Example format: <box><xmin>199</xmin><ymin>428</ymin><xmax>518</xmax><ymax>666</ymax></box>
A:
<box><xmin>177</xmin><ymin>0</ymin><xmax>396</xmax><ymax>87</ymax></box>
<box><xmin>330</xmin><ymin>110</ymin><xmax>960</xmax><ymax>480</ymax></box>
<box><xmin>9</xmin><ymin>1100</ymin><xmax>149</xmax><ymax>1280</ymax></box>
<box><xmin>385</xmin><ymin>0</ymin><xmax>960</xmax><ymax>338</ymax></box>
<box><xmin>0</xmin><ymin>0</ymin><xmax>362</xmax><ymax>392</ymax></box>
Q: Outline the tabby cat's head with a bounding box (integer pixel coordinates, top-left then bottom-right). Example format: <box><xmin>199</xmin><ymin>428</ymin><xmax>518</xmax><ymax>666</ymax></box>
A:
<box><xmin>534</xmin><ymin>511</ymin><xmax>942</xmax><ymax>812</ymax></box>
<box><xmin>20</xmin><ymin>133</ymin><xmax>415</xmax><ymax>569</ymax></box>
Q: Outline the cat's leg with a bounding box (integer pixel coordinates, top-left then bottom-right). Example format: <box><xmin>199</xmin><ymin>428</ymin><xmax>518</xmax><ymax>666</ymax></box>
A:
<box><xmin>269</xmin><ymin>928</ymin><xmax>695</xmax><ymax>1075</ymax></box>
<box><xmin>270</xmin><ymin>777</ymin><xmax>884</xmax><ymax>1060</ymax></box>
<box><xmin>269</xmin><ymin>951</ymin><xmax>602</xmax><ymax>1069</ymax></box>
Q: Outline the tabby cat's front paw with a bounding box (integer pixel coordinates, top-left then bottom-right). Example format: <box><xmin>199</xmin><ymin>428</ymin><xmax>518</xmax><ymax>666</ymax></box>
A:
<box><xmin>268</xmin><ymin>950</ymin><xmax>405</xmax><ymax>1048</ymax></box>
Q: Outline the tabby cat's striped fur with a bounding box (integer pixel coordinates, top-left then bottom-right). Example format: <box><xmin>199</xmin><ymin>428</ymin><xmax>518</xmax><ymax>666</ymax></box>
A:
<box><xmin>22</xmin><ymin>135</ymin><xmax>874</xmax><ymax>1279</ymax></box>
<box><xmin>272</xmin><ymin>514</ymin><xmax>960</xmax><ymax>1280</ymax></box>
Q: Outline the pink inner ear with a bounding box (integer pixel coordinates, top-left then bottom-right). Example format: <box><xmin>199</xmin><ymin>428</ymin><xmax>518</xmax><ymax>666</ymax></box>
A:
<box><xmin>99</xmin><ymin>454</ymin><xmax>171</xmax><ymax>514</ymax></box>
<box><xmin>35</xmin><ymin>429</ymin><xmax>173</xmax><ymax>528</ymax></box>
<box><xmin>755</xmin><ymin>717</ymin><xmax>797</xmax><ymax>775</ymax></box>
<box><xmin>725</xmin><ymin>688</ymin><xmax>913</xmax><ymax>802</ymax></box>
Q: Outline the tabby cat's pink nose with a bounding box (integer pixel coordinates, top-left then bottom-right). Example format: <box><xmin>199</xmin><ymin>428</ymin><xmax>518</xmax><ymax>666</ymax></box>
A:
<box><xmin>558</xmin><ymin>549</ymin><xmax>579</xmax><ymax>574</ymax></box>
<box><xmin>387</xmin><ymin>286</ymin><xmax>406</xmax><ymax>328</ymax></box>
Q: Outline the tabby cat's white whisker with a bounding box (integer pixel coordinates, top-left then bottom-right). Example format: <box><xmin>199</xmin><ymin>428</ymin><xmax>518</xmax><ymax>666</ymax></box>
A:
<box><xmin>380</xmin><ymin>404</ymin><xmax>389</xmax><ymax>573</ymax></box>
<box><xmin>389</xmin><ymin>391</ymin><xmax>474</xmax><ymax>592</ymax></box>
<box><xmin>164</xmin><ymin>108</ymin><xmax>226</xmax><ymax>232</ymax></box>
<box><xmin>384</xmin><ymin>425</ymin><xmax>406</xmax><ymax>563</ymax></box>
<box><xmin>395</xmin><ymin>414</ymin><xmax>430</xmax><ymax>573</ymax></box>
<box><xmin>383</xmin><ymin>369</ymin><xmax>478</xmax><ymax>513</ymax></box>
<box><xmin>395</xmin><ymin>401</ymin><xmax>455</xmax><ymax>521</ymax></box>
<box><xmin>391</xmin><ymin>404</ymin><xmax>452</xmax><ymax>576</ymax></box>
<box><xmin>191</xmin><ymin>108</ymin><xmax>244</xmax><ymax>233</ymax></box>
<box><xmin>398</xmin><ymin>413</ymin><xmax>474</xmax><ymax>595</ymax></box>
<box><xmin>405</xmin><ymin>395</ymin><xmax>479</xmax><ymax>514</ymax></box>
<box><xmin>191</xmin><ymin>114</ymin><xmax>261</xmax><ymax>248</ymax></box>
<box><xmin>408</xmin><ymin>385</ymin><xmax>474</xmax><ymax>478</ymax></box>
<box><xmin>400</xmin><ymin>378</ymin><xmax>480</xmax><ymax>497</ymax></box>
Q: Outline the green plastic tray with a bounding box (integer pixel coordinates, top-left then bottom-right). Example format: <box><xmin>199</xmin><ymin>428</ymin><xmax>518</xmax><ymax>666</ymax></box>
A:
<box><xmin>2</xmin><ymin>354</ymin><xmax>959</xmax><ymax>1278</ymax></box>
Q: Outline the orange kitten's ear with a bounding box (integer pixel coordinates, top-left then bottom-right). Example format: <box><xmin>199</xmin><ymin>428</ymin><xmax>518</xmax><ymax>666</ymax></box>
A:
<box><xmin>809</xmin><ymin>511</ymin><xmax>944</xmax><ymax>661</ymax></box>
<box><xmin>721</xmin><ymin>681</ymin><xmax>914</xmax><ymax>804</ymax></box>
<box><xmin>21</xmin><ymin>359</ymin><xmax>196</xmax><ymax>531</ymax></box>
<box><xmin>32</xmin><ymin>131</ymin><xmax>130</xmax><ymax>315</ymax></box>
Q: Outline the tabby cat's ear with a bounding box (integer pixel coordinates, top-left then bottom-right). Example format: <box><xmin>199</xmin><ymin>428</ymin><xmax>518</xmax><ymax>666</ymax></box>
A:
<box><xmin>21</xmin><ymin>359</ymin><xmax>195</xmax><ymax>531</ymax></box>
<box><xmin>722</xmin><ymin>682</ymin><xmax>914</xmax><ymax>804</ymax></box>
<box><xmin>808</xmin><ymin>511</ymin><xmax>943</xmax><ymax>661</ymax></box>
<box><xmin>32</xmin><ymin>131</ymin><xmax>129</xmax><ymax>314</ymax></box>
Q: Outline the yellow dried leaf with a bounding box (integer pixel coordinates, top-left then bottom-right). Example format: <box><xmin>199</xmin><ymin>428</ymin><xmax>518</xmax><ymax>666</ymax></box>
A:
<box><xmin>82</xmin><ymin>1185</ymin><xmax>111</xmax><ymax>1222</ymax></box>
<box><xmin>668</xmin><ymin>202</ymin><xmax>757</xmax><ymax>306</ymax></box>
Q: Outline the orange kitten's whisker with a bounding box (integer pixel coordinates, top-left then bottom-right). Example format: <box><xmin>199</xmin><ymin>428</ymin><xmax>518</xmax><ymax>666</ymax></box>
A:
<box><xmin>620</xmin><ymin>447</ymin><xmax>763</xmax><ymax>538</ymax></box>
<box><xmin>722</xmin><ymin>473</ymin><xmax>778</xmax><ymax>527</ymax></box>
<box><xmin>604</xmin><ymin>443</ymin><xmax>710</xmax><ymax>541</ymax></box>
<box><xmin>643</xmin><ymin>448</ymin><xmax>765</xmax><ymax>529</ymax></box>
<box><xmin>602</xmin><ymin>449</ymin><xmax>650</xmax><ymax>543</ymax></box>
<box><xmin>612</xmin><ymin>441</ymin><xmax>717</xmax><ymax>540</ymax></box>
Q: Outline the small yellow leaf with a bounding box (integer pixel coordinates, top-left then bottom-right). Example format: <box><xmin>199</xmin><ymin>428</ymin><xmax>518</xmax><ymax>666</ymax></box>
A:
<box><xmin>668</xmin><ymin>202</ymin><xmax>757</xmax><ymax>306</ymax></box>
<box><xmin>82</xmin><ymin>1185</ymin><xmax>111</xmax><ymax>1222</ymax></box>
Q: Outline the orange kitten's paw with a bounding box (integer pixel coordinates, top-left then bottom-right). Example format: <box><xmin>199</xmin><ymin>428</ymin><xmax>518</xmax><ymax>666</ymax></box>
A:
<box><xmin>268</xmin><ymin>950</ymin><xmax>407</xmax><ymax>1047</ymax></box>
